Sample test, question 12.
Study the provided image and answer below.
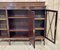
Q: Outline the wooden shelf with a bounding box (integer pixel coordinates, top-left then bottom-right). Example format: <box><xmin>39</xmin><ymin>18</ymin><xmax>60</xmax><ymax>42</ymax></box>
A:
<box><xmin>0</xmin><ymin>28</ymin><xmax>7</xmax><ymax>30</ymax></box>
<box><xmin>35</xmin><ymin>18</ymin><xmax>45</xmax><ymax>20</ymax></box>
<box><xmin>35</xmin><ymin>28</ymin><xmax>45</xmax><ymax>30</ymax></box>
<box><xmin>8</xmin><ymin>17</ymin><xmax>31</xmax><ymax>19</ymax></box>
<box><xmin>9</xmin><ymin>28</ymin><xmax>45</xmax><ymax>32</ymax></box>
<box><xmin>8</xmin><ymin>15</ymin><xmax>32</xmax><ymax>19</ymax></box>
<box><xmin>1</xmin><ymin>38</ymin><xmax>29</xmax><ymax>41</ymax></box>
<box><xmin>8</xmin><ymin>17</ymin><xmax>45</xmax><ymax>20</ymax></box>
<box><xmin>0</xmin><ymin>18</ymin><xmax>6</xmax><ymax>20</ymax></box>
<box><xmin>35</xmin><ymin>36</ymin><xmax>44</xmax><ymax>40</ymax></box>
<box><xmin>9</xmin><ymin>29</ymin><xmax>29</xmax><ymax>32</ymax></box>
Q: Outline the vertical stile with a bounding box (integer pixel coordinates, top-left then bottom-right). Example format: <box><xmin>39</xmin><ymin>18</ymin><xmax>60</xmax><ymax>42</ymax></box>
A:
<box><xmin>27</xmin><ymin>8</ymin><xmax>35</xmax><ymax>48</ymax></box>
<box><xmin>5</xmin><ymin>9</ymin><xmax>11</xmax><ymax>45</ymax></box>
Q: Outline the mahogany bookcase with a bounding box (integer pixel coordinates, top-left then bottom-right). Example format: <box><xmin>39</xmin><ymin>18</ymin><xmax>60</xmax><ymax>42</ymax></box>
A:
<box><xmin>0</xmin><ymin>2</ymin><xmax>58</xmax><ymax>48</ymax></box>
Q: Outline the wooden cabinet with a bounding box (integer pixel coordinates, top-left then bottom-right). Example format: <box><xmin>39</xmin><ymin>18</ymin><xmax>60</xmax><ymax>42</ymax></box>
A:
<box><xmin>0</xmin><ymin>2</ymin><xmax>58</xmax><ymax>48</ymax></box>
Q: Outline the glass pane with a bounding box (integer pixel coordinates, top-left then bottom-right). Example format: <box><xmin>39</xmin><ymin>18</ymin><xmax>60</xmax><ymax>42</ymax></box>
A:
<box><xmin>9</xmin><ymin>18</ymin><xmax>31</xmax><ymax>29</ymax></box>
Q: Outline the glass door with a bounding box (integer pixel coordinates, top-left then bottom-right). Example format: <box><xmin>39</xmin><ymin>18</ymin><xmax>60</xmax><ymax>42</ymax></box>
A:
<box><xmin>45</xmin><ymin>9</ymin><xmax>58</xmax><ymax>44</ymax></box>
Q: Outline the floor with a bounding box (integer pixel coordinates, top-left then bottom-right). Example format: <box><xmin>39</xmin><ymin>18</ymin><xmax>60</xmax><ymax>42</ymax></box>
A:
<box><xmin>0</xmin><ymin>39</ymin><xmax>60</xmax><ymax>50</ymax></box>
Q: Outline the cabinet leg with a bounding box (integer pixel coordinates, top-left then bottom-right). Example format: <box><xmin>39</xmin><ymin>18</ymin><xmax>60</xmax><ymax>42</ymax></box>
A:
<box><xmin>43</xmin><ymin>39</ymin><xmax>45</xmax><ymax>45</ymax></box>
<box><xmin>30</xmin><ymin>37</ymin><xmax>35</xmax><ymax>48</ymax></box>
<box><xmin>29</xmin><ymin>37</ymin><xmax>32</xmax><ymax>45</ymax></box>
<box><xmin>9</xmin><ymin>40</ymin><xmax>11</xmax><ymax>45</ymax></box>
<box><xmin>32</xmin><ymin>37</ymin><xmax>35</xmax><ymax>48</ymax></box>
<box><xmin>33</xmin><ymin>39</ymin><xmax>35</xmax><ymax>48</ymax></box>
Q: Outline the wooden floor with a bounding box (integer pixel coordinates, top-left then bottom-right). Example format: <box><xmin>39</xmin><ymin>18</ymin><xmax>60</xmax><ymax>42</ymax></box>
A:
<box><xmin>0</xmin><ymin>38</ymin><xmax>60</xmax><ymax>50</ymax></box>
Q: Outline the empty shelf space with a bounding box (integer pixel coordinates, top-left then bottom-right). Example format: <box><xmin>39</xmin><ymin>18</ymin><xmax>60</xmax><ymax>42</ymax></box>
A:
<box><xmin>0</xmin><ymin>10</ymin><xmax>7</xmax><ymax>20</ymax></box>
<box><xmin>0</xmin><ymin>30</ymin><xmax>8</xmax><ymax>38</ymax></box>
<box><xmin>0</xmin><ymin>15</ymin><xmax>6</xmax><ymax>17</ymax></box>
<box><xmin>35</xmin><ymin>30</ymin><xmax>44</xmax><ymax>36</ymax></box>
<box><xmin>0</xmin><ymin>10</ymin><xmax>6</xmax><ymax>15</ymax></box>
<box><xmin>35</xmin><ymin>20</ymin><xmax>44</xmax><ymax>28</ymax></box>
<box><xmin>9</xmin><ymin>18</ymin><xmax>32</xmax><ymax>30</ymax></box>
<box><xmin>35</xmin><ymin>15</ymin><xmax>45</xmax><ymax>18</ymax></box>
<box><xmin>9</xmin><ymin>32</ymin><xmax>32</xmax><ymax>39</ymax></box>
<box><xmin>7</xmin><ymin>10</ymin><xmax>28</xmax><ymax>17</ymax></box>
<box><xmin>0</xmin><ymin>20</ymin><xmax>7</xmax><ymax>29</ymax></box>
<box><xmin>32</xmin><ymin>10</ymin><xmax>45</xmax><ymax>16</ymax></box>
<box><xmin>0</xmin><ymin>10</ymin><xmax>6</xmax><ymax>20</ymax></box>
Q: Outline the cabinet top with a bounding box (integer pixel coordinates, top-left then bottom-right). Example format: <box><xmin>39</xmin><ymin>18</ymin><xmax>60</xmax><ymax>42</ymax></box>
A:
<box><xmin>0</xmin><ymin>2</ymin><xmax>46</xmax><ymax>10</ymax></box>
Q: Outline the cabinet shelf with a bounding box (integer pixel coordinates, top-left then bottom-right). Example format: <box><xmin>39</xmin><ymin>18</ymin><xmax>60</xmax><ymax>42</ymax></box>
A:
<box><xmin>9</xmin><ymin>28</ymin><xmax>45</xmax><ymax>32</ymax></box>
<box><xmin>0</xmin><ymin>28</ymin><xmax>7</xmax><ymax>30</ymax></box>
<box><xmin>35</xmin><ymin>36</ymin><xmax>44</xmax><ymax>40</ymax></box>
<box><xmin>35</xmin><ymin>18</ymin><xmax>45</xmax><ymax>20</ymax></box>
<box><xmin>8</xmin><ymin>15</ymin><xmax>31</xmax><ymax>18</ymax></box>
<box><xmin>8</xmin><ymin>17</ymin><xmax>31</xmax><ymax>19</ymax></box>
<box><xmin>9</xmin><ymin>29</ymin><xmax>29</xmax><ymax>32</ymax></box>
<box><xmin>35</xmin><ymin>28</ymin><xmax>45</xmax><ymax>30</ymax></box>
<box><xmin>0</xmin><ymin>18</ymin><xmax>6</xmax><ymax>20</ymax></box>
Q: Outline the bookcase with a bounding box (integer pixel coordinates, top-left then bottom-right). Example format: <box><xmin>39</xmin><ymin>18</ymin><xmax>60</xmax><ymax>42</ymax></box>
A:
<box><xmin>0</xmin><ymin>2</ymin><xmax>58</xmax><ymax>48</ymax></box>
